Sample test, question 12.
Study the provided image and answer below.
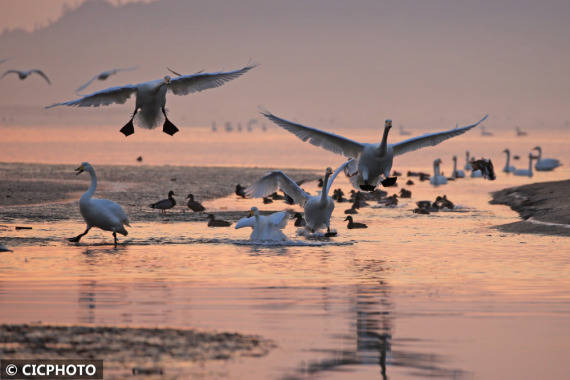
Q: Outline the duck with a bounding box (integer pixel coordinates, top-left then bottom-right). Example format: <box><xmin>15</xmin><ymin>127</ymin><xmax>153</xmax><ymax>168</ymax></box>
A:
<box><xmin>471</xmin><ymin>158</ymin><xmax>496</xmax><ymax>180</ymax></box>
<box><xmin>2</xmin><ymin>69</ymin><xmax>51</xmax><ymax>84</ymax></box>
<box><xmin>149</xmin><ymin>191</ymin><xmax>176</xmax><ymax>213</ymax></box>
<box><xmin>344</xmin><ymin>216</ymin><xmax>368</xmax><ymax>229</ymax></box>
<box><xmin>207</xmin><ymin>214</ymin><xmax>231</xmax><ymax>227</ymax></box>
<box><xmin>262</xmin><ymin>197</ymin><xmax>273</xmax><ymax>204</ymax></box>
<box><xmin>533</xmin><ymin>146</ymin><xmax>561</xmax><ymax>171</ymax></box>
<box><xmin>261</xmin><ymin>110</ymin><xmax>487</xmax><ymax>191</ymax></box>
<box><xmin>514</xmin><ymin>153</ymin><xmax>536</xmax><ymax>177</ymax></box>
<box><xmin>399</xmin><ymin>188</ymin><xmax>412</xmax><ymax>198</ymax></box>
<box><xmin>47</xmin><ymin>63</ymin><xmax>256</xmax><ymax>136</ymax></box>
<box><xmin>293</xmin><ymin>212</ymin><xmax>306</xmax><ymax>227</ymax></box>
<box><xmin>186</xmin><ymin>193</ymin><xmax>205</xmax><ymax>212</ymax></box>
<box><xmin>235</xmin><ymin>207</ymin><xmax>288</xmax><ymax>241</ymax></box>
<box><xmin>452</xmin><ymin>155</ymin><xmax>465</xmax><ymax>178</ymax></box>
<box><xmin>430</xmin><ymin>159</ymin><xmax>448</xmax><ymax>186</ymax></box>
<box><xmin>235</xmin><ymin>184</ymin><xmax>247</xmax><ymax>198</ymax></box>
<box><xmin>68</xmin><ymin>162</ymin><xmax>130</xmax><ymax>247</ymax></box>
<box><xmin>344</xmin><ymin>206</ymin><xmax>358</xmax><ymax>214</ymax></box>
<box><xmin>502</xmin><ymin>149</ymin><xmax>516</xmax><ymax>173</ymax></box>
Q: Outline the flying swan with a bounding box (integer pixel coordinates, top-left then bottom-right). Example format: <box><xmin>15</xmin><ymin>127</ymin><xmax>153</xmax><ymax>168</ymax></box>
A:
<box><xmin>261</xmin><ymin>110</ymin><xmax>487</xmax><ymax>191</ymax></box>
<box><xmin>46</xmin><ymin>63</ymin><xmax>257</xmax><ymax>136</ymax></box>
<box><xmin>68</xmin><ymin>162</ymin><xmax>130</xmax><ymax>247</ymax></box>
<box><xmin>76</xmin><ymin>66</ymin><xmax>138</xmax><ymax>93</ymax></box>
<box><xmin>246</xmin><ymin>162</ymin><xmax>350</xmax><ymax>235</ymax></box>
<box><xmin>2</xmin><ymin>69</ymin><xmax>51</xmax><ymax>84</ymax></box>
<box><xmin>235</xmin><ymin>207</ymin><xmax>289</xmax><ymax>241</ymax></box>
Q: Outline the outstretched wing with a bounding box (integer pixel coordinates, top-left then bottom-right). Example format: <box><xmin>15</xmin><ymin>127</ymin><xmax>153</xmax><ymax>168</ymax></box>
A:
<box><xmin>75</xmin><ymin>75</ymin><xmax>98</xmax><ymax>93</ymax></box>
<box><xmin>267</xmin><ymin>211</ymin><xmax>289</xmax><ymax>229</ymax></box>
<box><xmin>246</xmin><ymin>171</ymin><xmax>310</xmax><ymax>206</ymax></box>
<box><xmin>1</xmin><ymin>70</ymin><xmax>20</xmax><ymax>79</ymax></box>
<box><xmin>261</xmin><ymin>110</ymin><xmax>365</xmax><ymax>158</ymax></box>
<box><xmin>392</xmin><ymin>115</ymin><xmax>488</xmax><ymax>156</ymax></box>
<box><xmin>235</xmin><ymin>216</ymin><xmax>255</xmax><ymax>229</ymax></box>
<box><xmin>31</xmin><ymin>70</ymin><xmax>51</xmax><ymax>85</ymax></box>
<box><xmin>168</xmin><ymin>63</ymin><xmax>256</xmax><ymax>96</ymax></box>
<box><xmin>327</xmin><ymin>160</ymin><xmax>352</xmax><ymax>190</ymax></box>
<box><xmin>46</xmin><ymin>84</ymin><xmax>137</xmax><ymax>108</ymax></box>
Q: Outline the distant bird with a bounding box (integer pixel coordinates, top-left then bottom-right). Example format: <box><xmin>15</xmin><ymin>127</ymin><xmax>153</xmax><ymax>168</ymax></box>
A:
<box><xmin>533</xmin><ymin>146</ymin><xmax>561</xmax><ymax>171</ymax></box>
<box><xmin>261</xmin><ymin>123</ymin><xmax>267</xmax><ymax>132</ymax></box>
<box><xmin>399</xmin><ymin>125</ymin><xmax>411</xmax><ymax>136</ymax></box>
<box><xmin>262</xmin><ymin>197</ymin><xmax>273</xmax><ymax>204</ymax></box>
<box><xmin>344</xmin><ymin>216</ymin><xmax>368</xmax><ymax>229</ymax></box>
<box><xmin>246</xmin><ymin>163</ymin><xmax>349</xmax><ymax>235</ymax></box>
<box><xmin>471</xmin><ymin>158</ymin><xmax>496</xmax><ymax>180</ymax></box>
<box><xmin>0</xmin><ymin>243</ymin><xmax>13</xmax><ymax>252</ymax></box>
<box><xmin>293</xmin><ymin>212</ymin><xmax>306</xmax><ymax>227</ymax></box>
<box><xmin>464</xmin><ymin>151</ymin><xmax>473</xmax><ymax>171</ymax></box>
<box><xmin>2</xmin><ymin>69</ymin><xmax>51</xmax><ymax>84</ymax></box>
<box><xmin>211</xmin><ymin>121</ymin><xmax>217</xmax><ymax>132</ymax></box>
<box><xmin>406</xmin><ymin>179</ymin><xmax>414</xmax><ymax>185</ymax></box>
<box><xmin>514</xmin><ymin>153</ymin><xmax>536</xmax><ymax>177</ymax></box>
<box><xmin>136</xmin><ymin>156</ymin><xmax>143</xmax><ymax>162</ymax></box>
<box><xmin>430</xmin><ymin>159</ymin><xmax>448</xmax><ymax>186</ymax></box>
<box><xmin>480</xmin><ymin>125</ymin><xmax>493</xmax><ymax>136</ymax></box>
<box><xmin>225</xmin><ymin>122</ymin><xmax>234</xmax><ymax>132</ymax></box>
<box><xmin>186</xmin><ymin>193</ymin><xmax>205</xmax><ymax>212</ymax></box>
<box><xmin>46</xmin><ymin>63</ymin><xmax>257</xmax><ymax>136</ymax></box>
<box><xmin>68</xmin><ymin>162</ymin><xmax>130</xmax><ymax>247</ymax></box>
<box><xmin>235</xmin><ymin>207</ymin><xmax>288</xmax><ymax>241</ymax></box>
<box><xmin>502</xmin><ymin>149</ymin><xmax>515</xmax><ymax>173</ymax></box>
<box><xmin>76</xmin><ymin>66</ymin><xmax>138</xmax><ymax>93</ymax></box>
<box><xmin>399</xmin><ymin>188</ymin><xmax>412</xmax><ymax>198</ymax></box>
<box><xmin>207</xmin><ymin>214</ymin><xmax>231</xmax><ymax>227</ymax></box>
<box><xmin>235</xmin><ymin>184</ymin><xmax>247</xmax><ymax>198</ymax></box>
<box><xmin>270</xmin><ymin>192</ymin><xmax>285</xmax><ymax>200</ymax></box>
<box><xmin>237</xmin><ymin>123</ymin><xmax>243</xmax><ymax>132</ymax></box>
<box><xmin>451</xmin><ymin>155</ymin><xmax>465</xmax><ymax>178</ymax></box>
<box><xmin>515</xmin><ymin>126</ymin><xmax>527</xmax><ymax>137</ymax></box>
<box><xmin>149</xmin><ymin>191</ymin><xmax>176</xmax><ymax>213</ymax></box>
<box><xmin>344</xmin><ymin>206</ymin><xmax>358</xmax><ymax>214</ymax></box>
<box><xmin>247</xmin><ymin>119</ymin><xmax>258</xmax><ymax>132</ymax></box>
<box><xmin>262</xmin><ymin>110</ymin><xmax>487</xmax><ymax>191</ymax></box>
<box><xmin>317</xmin><ymin>178</ymin><xmax>324</xmax><ymax>188</ymax></box>
<box><xmin>433</xmin><ymin>195</ymin><xmax>454</xmax><ymax>210</ymax></box>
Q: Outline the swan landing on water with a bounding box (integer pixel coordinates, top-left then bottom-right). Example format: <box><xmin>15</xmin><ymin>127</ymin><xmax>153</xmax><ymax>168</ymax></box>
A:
<box><xmin>46</xmin><ymin>63</ymin><xmax>257</xmax><ymax>137</ymax></box>
<box><xmin>261</xmin><ymin>110</ymin><xmax>487</xmax><ymax>191</ymax></box>
<box><xmin>235</xmin><ymin>207</ymin><xmax>289</xmax><ymax>241</ymax></box>
<box><xmin>68</xmin><ymin>162</ymin><xmax>130</xmax><ymax>247</ymax></box>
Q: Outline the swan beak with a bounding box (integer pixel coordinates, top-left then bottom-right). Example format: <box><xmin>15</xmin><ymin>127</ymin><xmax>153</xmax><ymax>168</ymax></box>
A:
<box><xmin>75</xmin><ymin>165</ymin><xmax>84</xmax><ymax>175</ymax></box>
<box><xmin>385</xmin><ymin>119</ymin><xmax>392</xmax><ymax>128</ymax></box>
<box><xmin>164</xmin><ymin>76</ymin><xmax>171</xmax><ymax>84</ymax></box>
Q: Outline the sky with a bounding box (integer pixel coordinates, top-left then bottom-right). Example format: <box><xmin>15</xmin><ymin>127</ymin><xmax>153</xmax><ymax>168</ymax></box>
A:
<box><xmin>0</xmin><ymin>0</ymin><xmax>569</xmax><ymax>130</ymax></box>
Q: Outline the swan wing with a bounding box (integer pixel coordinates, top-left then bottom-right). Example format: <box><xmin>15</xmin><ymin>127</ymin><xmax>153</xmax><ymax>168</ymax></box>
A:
<box><xmin>31</xmin><ymin>70</ymin><xmax>51</xmax><ymax>85</ymax></box>
<box><xmin>235</xmin><ymin>216</ymin><xmax>255</xmax><ymax>229</ymax></box>
<box><xmin>90</xmin><ymin>198</ymin><xmax>130</xmax><ymax>226</ymax></box>
<box><xmin>1</xmin><ymin>70</ymin><xmax>20</xmax><ymax>79</ymax></box>
<box><xmin>327</xmin><ymin>160</ymin><xmax>352</xmax><ymax>191</ymax></box>
<box><xmin>246</xmin><ymin>171</ymin><xmax>310</xmax><ymax>206</ymax></box>
<box><xmin>46</xmin><ymin>84</ymin><xmax>137</xmax><ymax>108</ymax></box>
<box><xmin>168</xmin><ymin>63</ymin><xmax>256</xmax><ymax>96</ymax></box>
<box><xmin>392</xmin><ymin>115</ymin><xmax>488</xmax><ymax>156</ymax></box>
<box><xmin>261</xmin><ymin>110</ymin><xmax>364</xmax><ymax>158</ymax></box>
<box><xmin>75</xmin><ymin>75</ymin><xmax>98</xmax><ymax>93</ymax></box>
<box><xmin>267</xmin><ymin>211</ymin><xmax>289</xmax><ymax>229</ymax></box>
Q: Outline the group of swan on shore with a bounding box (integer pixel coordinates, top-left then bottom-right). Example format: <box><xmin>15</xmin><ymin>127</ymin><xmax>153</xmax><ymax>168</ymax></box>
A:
<box><xmin>503</xmin><ymin>146</ymin><xmax>561</xmax><ymax>177</ymax></box>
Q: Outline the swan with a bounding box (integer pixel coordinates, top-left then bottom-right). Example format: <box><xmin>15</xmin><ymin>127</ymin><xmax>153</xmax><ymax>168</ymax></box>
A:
<box><xmin>481</xmin><ymin>125</ymin><xmax>493</xmax><ymax>136</ymax></box>
<box><xmin>514</xmin><ymin>153</ymin><xmax>536</xmax><ymax>177</ymax></box>
<box><xmin>76</xmin><ymin>66</ymin><xmax>138</xmax><ymax>93</ymax></box>
<box><xmin>515</xmin><ymin>126</ymin><xmax>527</xmax><ymax>136</ymax></box>
<box><xmin>430</xmin><ymin>159</ymin><xmax>448</xmax><ymax>186</ymax></box>
<box><xmin>451</xmin><ymin>155</ymin><xmax>465</xmax><ymax>178</ymax></box>
<box><xmin>533</xmin><ymin>146</ymin><xmax>561</xmax><ymax>171</ymax></box>
<box><xmin>68</xmin><ymin>162</ymin><xmax>130</xmax><ymax>247</ymax></box>
<box><xmin>235</xmin><ymin>207</ymin><xmax>288</xmax><ymax>241</ymax></box>
<box><xmin>261</xmin><ymin>110</ymin><xmax>486</xmax><ymax>191</ymax></box>
<box><xmin>246</xmin><ymin>162</ymin><xmax>350</xmax><ymax>235</ymax></box>
<box><xmin>399</xmin><ymin>125</ymin><xmax>411</xmax><ymax>136</ymax></box>
<box><xmin>464</xmin><ymin>151</ymin><xmax>473</xmax><ymax>171</ymax></box>
<box><xmin>470</xmin><ymin>168</ymin><xmax>483</xmax><ymax>178</ymax></box>
<box><xmin>46</xmin><ymin>63</ymin><xmax>257</xmax><ymax>136</ymax></box>
<box><xmin>502</xmin><ymin>149</ymin><xmax>516</xmax><ymax>173</ymax></box>
<box><xmin>2</xmin><ymin>69</ymin><xmax>51</xmax><ymax>84</ymax></box>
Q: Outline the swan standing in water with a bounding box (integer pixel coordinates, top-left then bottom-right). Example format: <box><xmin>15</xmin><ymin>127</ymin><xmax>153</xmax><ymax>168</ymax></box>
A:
<box><xmin>514</xmin><ymin>153</ymin><xmax>536</xmax><ymax>177</ymax></box>
<box><xmin>464</xmin><ymin>151</ymin><xmax>473</xmax><ymax>171</ymax></box>
<box><xmin>76</xmin><ymin>66</ymin><xmax>138</xmax><ymax>93</ymax></box>
<box><xmin>451</xmin><ymin>155</ymin><xmax>465</xmax><ymax>178</ymax></box>
<box><xmin>247</xmin><ymin>162</ymin><xmax>349</xmax><ymax>235</ymax></box>
<box><xmin>430</xmin><ymin>159</ymin><xmax>448</xmax><ymax>186</ymax></box>
<box><xmin>261</xmin><ymin>110</ymin><xmax>486</xmax><ymax>191</ymax></box>
<box><xmin>235</xmin><ymin>207</ymin><xmax>288</xmax><ymax>241</ymax></box>
<box><xmin>47</xmin><ymin>63</ymin><xmax>256</xmax><ymax>136</ymax></box>
<box><xmin>532</xmin><ymin>146</ymin><xmax>561</xmax><ymax>171</ymax></box>
<box><xmin>2</xmin><ymin>69</ymin><xmax>51</xmax><ymax>84</ymax></box>
<box><xmin>68</xmin><ymin>162</ymin><xmax>130</xmax><ymax>247</ymax></box>
<box><xmin>502</xmin><ymin>149</ymin><xmax>516</xmax><ymax>173</ymax></box>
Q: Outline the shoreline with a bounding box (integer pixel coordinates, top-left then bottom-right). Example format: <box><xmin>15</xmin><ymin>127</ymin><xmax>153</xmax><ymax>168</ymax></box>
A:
<box><xmin>490</xmin><ymin>179</ymin><xmax>570</xmax><ymax>236</ymax></box>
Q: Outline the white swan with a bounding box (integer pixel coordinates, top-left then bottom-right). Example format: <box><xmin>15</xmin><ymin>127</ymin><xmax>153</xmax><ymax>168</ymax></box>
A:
<box><xmin>246</xmin><ymin>162</ymin><xmax>349</xmax><ymax>234</ymax></box>
<box><xmin>2</xmin><ymin>69</ymin><xmax>51</xmax><ymax>84</ymax></box>
<box><xmin>261</xmin><ymin>110</ymin><xmax>487</xmax><ymax>191</ymax></box>
<box><xmin>515</xmin><ymin>126</ymin><xmax>527</xmax><ymax>136</ymax></box>
<box><xmin>464</xmin><ymin>151</ymin><xmax>473</xmax><ymax>171</ymax></box>
<box><xmin>235</xmin><ymin>207</ymin><xmax>288</xmax><ymax>241</ymax></box>
<box><xmin>451</xmin><ymin>155</ymin><xmax>465</xmax><ymax>178</ymax></box>
<box><xmin>481</xmin><ymin>125</ymin><xmax>493</xmax><ymax>136</ymax></box>
<box><xmin>514</xmin><ymin>154</ymin><xmax>535</xmax><ymax>177</ymax></box>
<box><xmin>470</xmin><ymin>168</ymin><xmax>483</xmax><ymax>178</ymax></box>
<box><xmin>76</xmin><ymin>66</ymin><xmax>138</xmax><ymax>93</ymax></box>
<box><xmin>68</xmin><ymin>162</ymin><xmax>130</xmax><ymax>247</ymax></box>
<box><xmin>502</xmin><ymin>149</ymin><xmax>516</xmax><ymax>173</ymax></box>
<box><xmin>47</xmin><ymin>63</ymin><xmax>256</xmax><ymax>136</ymax></box>
<box><xmin>430</xmin><ymin>159</ymin><xmax>448</xmax><ymax>186</ymax></box>
<box><xmin>533</xmin><ymin>146</ymin><xmax>561</xmax><ymax>171</ymax></box>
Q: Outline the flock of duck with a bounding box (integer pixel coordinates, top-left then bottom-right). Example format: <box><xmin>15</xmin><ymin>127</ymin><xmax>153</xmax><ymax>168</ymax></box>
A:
<box><xmin>1</xmin><ymin>58</ymin><xmax>562</xmax><ymax>246</ymax></box>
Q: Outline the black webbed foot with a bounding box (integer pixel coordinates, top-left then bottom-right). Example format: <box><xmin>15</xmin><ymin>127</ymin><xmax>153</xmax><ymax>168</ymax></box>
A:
<box><xmin>163</xmin><ymin>118</ymin><xmax>179</xmax><ymax>136</ymax></box>
<box><xmin>68</xmin><ymin>235</ymin><xmax>82</xmax><ymax>243</ymax></box>
<box><xmin>359</xmin><ymin>182</ymin><xmax>376</xmax><ymax>192</ymax></box>
<box><xmin>381</xmin><ymin>177</ymin><xmax>398</xmax><ymax>187</ymax></box>
<box><xmin>120</xmin><ymin>120</ymin><xmax>135</xmax><ymax>136</ymax></box>
<box><xmin>324</xmin><ymin>231</ymin><xmax>337</xmax><ymax>237</ymax></box>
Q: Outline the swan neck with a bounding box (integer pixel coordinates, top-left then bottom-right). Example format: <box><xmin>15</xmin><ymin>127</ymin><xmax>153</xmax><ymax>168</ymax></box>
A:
<box><xmin>433</xmin><ymin>162</ymin><xmax>439</xmax><ymax>177</ymax></box>
<box><xmin>453</xmin><ymin>159</ymin><xmax>457</xmax><ymax>172</ymax></box>
<box><xmin>379</xmin><ymin>126</ymin><xmax>390</xmax><ymax>156</ymax></box>
<box><xmin>321</xmin><ymin>172</ymin><xmax>332</xmax><ymax>202</ymax></box>
<box><xmin>85</xmin><ymin>169</ymin><xmax>97</xmax><ymax>199</ymax></box>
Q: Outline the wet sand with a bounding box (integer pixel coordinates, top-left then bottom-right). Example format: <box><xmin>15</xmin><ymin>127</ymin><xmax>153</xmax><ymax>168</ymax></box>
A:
<box><xmin>0</xmin><ymin>162</ymin><xmax>317</xmax><ymax>223</ymax></box>
<box><xmin>490</xmin><ymin>179</ymin><xmax>570</xmax><ymax>236</ymax></box>
<box><xmin>0</xmin><ymin>324</ymin><xmax>274</xmax><ymax>379</ymax></box>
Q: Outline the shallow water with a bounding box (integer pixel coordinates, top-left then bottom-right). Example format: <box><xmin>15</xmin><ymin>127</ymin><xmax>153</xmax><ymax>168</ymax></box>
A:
<box><xmin>1</xmin><ymin>125</ymin><xmax>570</xmax><ymax>379</ymax></box>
